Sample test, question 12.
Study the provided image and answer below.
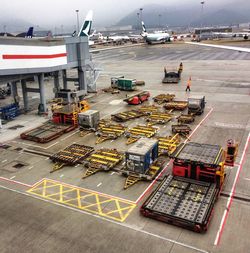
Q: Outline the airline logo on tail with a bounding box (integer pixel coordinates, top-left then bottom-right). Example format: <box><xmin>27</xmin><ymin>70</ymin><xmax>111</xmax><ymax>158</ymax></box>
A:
<box><xmin>26</xmin><ymin>27</ymin><xmax>34</xmax><ymax>38</ymax></box>
<box><xmin>78</xmin><ymin>10</ymin><xmax>93</xmax><ymax>37</ymax></box>
<box><xmin>141</xmin><ymin>21</ymin><xmax>148</xmax><ymax>37</ymax></box>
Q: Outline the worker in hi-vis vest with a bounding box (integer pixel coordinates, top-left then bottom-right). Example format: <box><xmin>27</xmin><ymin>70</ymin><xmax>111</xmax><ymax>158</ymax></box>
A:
<box><xmin>186</xmin><ymin>77</ymin><xmax>191</xmax><ymax>92</ymax></box>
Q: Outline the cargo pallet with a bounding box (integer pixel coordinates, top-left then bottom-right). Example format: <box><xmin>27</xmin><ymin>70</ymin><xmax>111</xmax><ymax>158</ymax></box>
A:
<box><xmin>164</xmin><ymin>101</ymin><xmax>188</xmax><ymax>111</ymax></box>
<box><xmin>177</xmin><ymin>114</ymin><xmax>195</xmax><ymax>124</ymax></box>
<box><xmin>138</xmin><ymin>105</ymin><xmax>160</xmax><ymax>115</ymax></box>
<box><xmin>122</xmin><ymin>157</ymin><xmax>167</xmax><ymax>189</ymax></box>
<box><xmin>140</xmin><ymin>175</ymin><xmax>220</xmax><ymax>232</ymax></box>
<box><xmin>172</xmin><ymin>124</ymin><xmax>192</xmax><ymax>136</ymax></box>
<box><xmin>82</xmin><ymin>149</ymin><xmax>124</xmax><ymax>178</ymax></box>
<box><xmin>125</xmin><ymin>125</ymin><xmax>158</xmax><ymax>144</ymax></box>
<box><xmin>95</xmin><ymin>121</ymin><xmax>126</xmax><ymax>144</ymax></box>
<box><xmin>145</xmin><ymin>112</ymin><xmax>173</xmax><ymax>125</ymax></box>
<box><xmin>153</xmin><ymin>94</ymin><xmax>175</xmax><ymax>104</ymax></box>
<box><xmin>158</xmin><ymin>134</ymin><xmax>181</xmax><ymax>156</ymax></box>
<box><xmin>111</xmin><ymin>110</ymin><xmax>144</xmax><ymax>122</ymax></box>
<box><xmin>50</xmin><ymin>144</ymin><xmax>94</xmax><ymax>172</ymax></box>
<box><xmin>20</xmin><ymin>121</ymin><xmax>76</xmax><ymax>143</ymax></box>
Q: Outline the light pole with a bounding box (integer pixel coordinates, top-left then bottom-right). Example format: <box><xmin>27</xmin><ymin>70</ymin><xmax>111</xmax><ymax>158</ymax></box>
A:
<box><xmin>75</xmin><ymin>9</ymin><xmax>80</xmax><ymax>34</ymax></box>
<box><xmin>158</xmin><ymin>14</ymin><xmax>162</xmax><ymax>29</ymax></box>
<box><xmin>137</xmin><ymin>12</ymin><xmax>140</xmax><ymax>30</ymax></box>
<box><xmin>200</xmin><ymin>1</ymin><xmax>205</xmax><ymax>39</ymax></box>
<box><xmin>140</xmin><ymin>8</ymin><xmax>143</xmax><ymax>22</ymax></box>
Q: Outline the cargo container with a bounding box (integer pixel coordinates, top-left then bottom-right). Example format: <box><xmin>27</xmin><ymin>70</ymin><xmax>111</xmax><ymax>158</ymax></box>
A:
<box><xmin>125</xmin><ymin>138</ymin><xmax>158</xmax><ymax>174</ymax></box>
<box><xmin>78</xmin><ymin>110</ymin><xmax>100</xmax><ymax>130</ymax></box>
<box><xmin>117</xmin><ymin>78</ymin><xmax>137</xmax><ymax>91</ymax></box>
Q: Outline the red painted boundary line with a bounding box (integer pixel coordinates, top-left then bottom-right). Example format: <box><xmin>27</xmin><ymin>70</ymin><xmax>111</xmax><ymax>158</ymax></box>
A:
<box><xmin>3</xmin><ymin>53</ymin><xmax>67</xmax><ymax>59</ymax></box>
<box><xmin>135</xmin><ymin>108</ymin><xmax>214</xmax><ymax>204</ymax></box>
<box><xmin>0</xmin><ymin>176</ymin><xmax>32</xmax><ymax>187</ymax></box>
<box><xmin>214</xmin><ymin>133</ymin><xmax>250</xmax><ymax>245</ymax></box>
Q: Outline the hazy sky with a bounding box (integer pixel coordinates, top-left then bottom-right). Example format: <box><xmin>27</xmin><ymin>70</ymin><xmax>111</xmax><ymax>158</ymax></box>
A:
<box><xmin>1</xmin><ymin>0</ymin><xmax>231</xmax><ymax>28</ymax></box>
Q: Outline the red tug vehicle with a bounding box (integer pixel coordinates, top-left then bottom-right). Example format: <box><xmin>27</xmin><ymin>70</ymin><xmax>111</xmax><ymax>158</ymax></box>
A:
<box><xmin>123</xmin><ymin>91</ymin><xmax>150</xmax><ymax>105</ymax></box>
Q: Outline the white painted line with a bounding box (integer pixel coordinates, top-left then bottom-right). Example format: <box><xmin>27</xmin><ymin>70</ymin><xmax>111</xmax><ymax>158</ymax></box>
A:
<box><xmin>0</xmin><ymin>184</ymin><xmax>209</xmax><ymax>253</ymax></box>
<box><xmin>97</xmin><ymin>182</ymin><xmax>102</xmax><ymax>187</ymax></box>
<box><xmin>110</xmin><ymin>140</ymin><xmax>114</xmax><ymax>143</ymax></box>
<box><xmin>61</xmin><ymin>130</ymin><xmax>80</xmax><ymax>141</ymax></box>
<box><xmin>0</xmin><ymin>176</ymin><xmax>32</xmax><ymax>187</ymax></box>
<box><xmin>28</xmin><ymin>166</ymin><xmax>34</xmax><ymax>170</ymax></box>
<box><xmin>74</xmin><ymin>164</ymin><xmax>80</xmax><ymax>168</ymax></box>
<box><xmin>244</xmin><ymin>178</ymin><xmax>250</xmax><ymax>181</ymax></box>
<box><xmin>110</xmin><ymin>172</ymin><xmax>115</xmax><ymax>175</ymax></box>
<box><xmin>45</xmin><ymin>141</ymin><xmax>59</xmax><ymax>149</ymax></box>
<box><xmin>10</xmin><ymin>176</ymin><xmax>16</xmax><ymax>180</ymax></box>
<box><xmin>214</xmin><ymin>132</ymin><xmax>250</xmax><ymax>246</ymax></box>
<box><xmin>45</xmin><ymin>157</ymin><xmax>49</xmax><ymax>160</ymax></box>
<box><xmin>60</xmin><ymin>174</ymin><xmax>64</xmax><ymax>178</ymax></box>
<box><xmin>2</xmin><ymin>159</ymin><xmax>7</xmax><ymax>163</ymax></box>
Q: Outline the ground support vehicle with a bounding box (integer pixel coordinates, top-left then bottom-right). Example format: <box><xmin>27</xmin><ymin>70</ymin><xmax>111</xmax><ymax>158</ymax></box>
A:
<box><xmin>164</xmin><ymin>101</ymin><xmax>188</xmax><ymax>111</ymax></box>
<box><xmin>141</xmin><ymin>142</ymin><xmax>225</xmax><ymax>232</ymax></box>
<box><xmin>20</xmin><ymin>121</ymin><xmax>76</xmax><ymax>143</ymax></box>
<box><xmin>125</xmin><ymin>125</ymin><xmax>158</xmax><ymax>144</ymax></box>
<box><xmin>95</xmin><ymin>121</ymin><xmax>126</xmax><ymax>144</ymax></box>
<box><xmin>0</xmin><ymin>103</ymin><xmax>20</xmax><ymax>120</ymax></box>
<box><xmin>82</xmin><ymin>149</ymin><xmax>124</xmax><ymax>178</ymax></box>
<box><xmin>177</xmin><ymin>114</ymin><xmax>195</xmax><ymax>124</ymax></box>
<box><xmin>121</xmin><ymin>138</ymin><xmax>167</xmax><ymax>189</ymax></box>
<box><xmin>140</xmin><ymin>175</ymin><xmax>220</xmax><ymax>232</ymax></box>
<box><xmin>153</xmin><ymin>94</ymin><xmax>175</xmax><ymax>104</ymax></box>
<box><xmin>188</xmin><ymin>96</ymin><xmax>205</xmax><ymax>115</ymax></box>
<box><xmin>172</xmin><ymin>124</ymin><xmax>192</xmax><ymax>136</ymax></box>
<box><xmin>111</xmin><ymin>110</ymin><xmax>145</xmax><ymax>122</ymax></box>
<box><xmin>171</xmin><ymin>142</ymin><xmax>225</xmax><ymax>188</ymax></box>
<box><xmin>123</xmin><ymin>91</ymin><xmax>150</xmax><ymax>105</ymax></box>
<box><xmin>162</xmin><ymin>69</ymin><xmax>181</xmax><ymax>83</ymax></box>
<box><xmin>50</xmin><ymin>144</ymin><xmax>94</xmax><ymax>172</ymax></box>
<box><xmin>158</xmin><ymin>134</ymin><xmax>181</xmax><ymax>156</ymax></box>
<box><xmin>145</xmin><ymin>112</ymin><xmax>173</xmax><ymax>125</ymax></box>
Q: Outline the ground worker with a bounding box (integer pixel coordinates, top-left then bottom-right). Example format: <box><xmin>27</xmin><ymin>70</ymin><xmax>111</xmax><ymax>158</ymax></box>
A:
<box><xmin>164</xmin><ymin>66</ymin><xmax>167</xmax><ymax>77</ymax></box>
<box><xmin>186</xmin><ymin>77</ymin><xmax>191</xmax><ymax>92</ymax></box>
<box><xmin>179</xmin><ymin>62</ymin><xmax>183</xmax><ymax>73</ymax></box>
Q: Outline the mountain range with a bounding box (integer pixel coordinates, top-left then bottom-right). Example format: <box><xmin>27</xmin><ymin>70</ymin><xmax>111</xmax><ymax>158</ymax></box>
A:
<box><xmin>117</xmin><ymin>1</ymin><xmax>250</xmax><ymax>28</ymax></box>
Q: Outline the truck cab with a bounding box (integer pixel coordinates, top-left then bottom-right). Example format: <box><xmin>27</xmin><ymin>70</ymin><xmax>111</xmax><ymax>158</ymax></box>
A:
<box><xmin>188</xmin><ymin>96</ymin><xmax>205</xmax><ymax>115</ymax></box>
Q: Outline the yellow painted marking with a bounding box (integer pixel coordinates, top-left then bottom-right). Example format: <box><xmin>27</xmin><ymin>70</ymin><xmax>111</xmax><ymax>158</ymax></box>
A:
<box><xmin>27</xmin><ymin>178</ymin><xmax>136</xmax><ymax>222</ymax></box>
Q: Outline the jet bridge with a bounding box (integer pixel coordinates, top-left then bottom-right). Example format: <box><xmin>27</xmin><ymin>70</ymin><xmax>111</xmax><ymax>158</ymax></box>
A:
<box><xmin>0</xmin><ymin>37</ymin><xmax>96</xmax><ymax>113</ymax></box>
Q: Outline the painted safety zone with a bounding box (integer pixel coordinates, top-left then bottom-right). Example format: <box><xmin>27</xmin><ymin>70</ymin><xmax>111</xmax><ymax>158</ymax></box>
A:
<box><xmin>27</xmin><ymin>178</ymin><xmax>136</xmax><ymax>222</ymax></box>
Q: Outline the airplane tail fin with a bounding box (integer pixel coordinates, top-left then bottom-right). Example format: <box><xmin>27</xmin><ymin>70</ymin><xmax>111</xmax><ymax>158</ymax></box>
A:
<box><xmin>141</xmin><ymin>21</ymin><xmax>148</xmax><ymax>37</ymax></box>
<box><xmin>26</xmin><ymin>27</ymin><xmax>34</xmax><ymax>38</ymax></box>
<box><xmin>78</xmin><ymin>10</ymin><xmax>93</xmax><ymax>37</ymax></box>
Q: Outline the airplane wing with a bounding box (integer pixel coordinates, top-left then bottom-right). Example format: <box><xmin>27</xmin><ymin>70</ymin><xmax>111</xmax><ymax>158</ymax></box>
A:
<box><xmin>186</xmin><ymin>41</ymin><xmax>250</xmax><ymax>53</ymax></box>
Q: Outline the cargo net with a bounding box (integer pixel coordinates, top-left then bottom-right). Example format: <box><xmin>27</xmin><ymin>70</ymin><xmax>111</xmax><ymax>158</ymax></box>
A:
<box><xmin>111</xmin><ymin>110</ymin><xmax>145</xmax><ymax>122</ymax></box>
<box><xmin>50</xmin><ymin>144</ymin><xmax>94</xmax><ymax>172</ymax></box>
<box><xmin>153</xmin><ymin>94</ymin><xmax>175</xmax><ymax>104</ymax></box>
<box><xmin>164</xmin><ymin>101</ymin><xmax>188</xmax><ymax>111</ymax></box>
<box><xmin>125</xmin><ymin>125</ymin><xmax>158</xmax><ymax>144</ymax></box>
<box><xmin>158</xmin><ymin>134</ymin><xmax>181</xmax><ymax>156</ymax></box>
<box><xmin>82</xmin><ymin>148</ymin><xmax>124</xmax><ymax>178</ymax></box>
<box><xmin>145</xmin><ymin>112</ymin><xmax>173</xmax><ymax>125</ymax></box>
<box><xmin>95</xmin><ymin>120</ymin><xmax>127</xmax><ymax>144</ymax></box>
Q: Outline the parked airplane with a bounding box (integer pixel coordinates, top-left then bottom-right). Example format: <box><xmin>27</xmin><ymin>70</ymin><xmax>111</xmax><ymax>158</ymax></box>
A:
<box><xmin>186</xmin><ymin>41</ymin><xmax>250</xmax><ymax>53</ymax></box>
<box><xmin>141</xmin><ymin>21</ymin><xmax>171</xmax><ymax>44</ymax></box>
